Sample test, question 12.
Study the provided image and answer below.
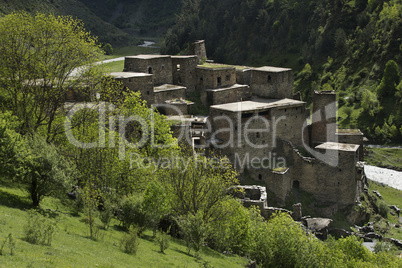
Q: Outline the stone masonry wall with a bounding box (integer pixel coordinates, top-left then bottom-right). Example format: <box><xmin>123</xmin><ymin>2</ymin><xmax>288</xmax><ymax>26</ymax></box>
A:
<box><xmin>196</xmin><ymin>67</ymin><xmax>236</xmax><ymax>90</ymax></box>
<box><xmin>311</xmin><ymin>91</ymin><xmax>337</xmax><ymax>144</ymax></box>
<box><xmin>154</xmin><ymin>87</ymin><xmax>186</xmax><ymax>104</ymax></box>
<box><xmin>116</xmin><ymin>75</ymin><xmax>154</xmax><ymax>105</ymax></box>
<box><xmin>250</xmin><ymin>69</ymin><xmax>293</xmax><ymax>99</ymax></box>
<box><xmin>124</xmin><ymin>56</ymin><xmax>173</xmax><ymax>86</ymax></box>
<box><xmin>236</xmin><ymin>69</ymin><xmax>252</xmax><ymax>85</ymax></box>
<box><xmin>190</xmin><ymin>40</ymin><xmax>207</xmax><ymax>63</ymax></box>
<box><xmin>250</xmin><ymin>141</ymin><xmax>362</xmax><ymax>216</ymax></box>
<box><xmin>336</xmin><ymin>132</ymin><xmax>364</xmax><ymax>161</ymax></box>
<box><xmin>172</xmin><ymin>56</ymin><xmax>198</xmax><ymax>94</ymax></box>
<box><xmin>205</xmin><ymin>84</ymin><xmax>251</xmax><ymax>105</ymax></box>
<box><xmin>209</xmin><ymin>104</ymin><xmax>307</xmax><ymax>174</ymax></box>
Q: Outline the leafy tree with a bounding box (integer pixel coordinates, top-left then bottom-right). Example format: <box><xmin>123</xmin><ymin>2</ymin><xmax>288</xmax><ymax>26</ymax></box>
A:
<box><xmin>361</xmin><ymin>89</ymin><xmax>381</xmax><ymax>116</ymax></box>
<box><xmin>179</xmin><ymin>211</ymin><xmax>206</xmax><ymax>255</ymax></box>
<box><xmin>0</xmin><ymin>111</ymin><xmax>25</xmax><ymax>179</ymax></box>
<box><xmin>21</xmin><ymin>134</ymin><xmax>77</xmax><ymax>207</ymax></box>
<box><xmin>376</xmin><ymin>60</ymin><xmax>400</xmax><ymax>100</ymax></box>
<box><xmin>143</xmin><ymin>181</ymin><xmax>172</xmax><ymax>236</ymax></box>
<box><xmin>161</xmin><ymin>149</ymin><xmax>238</xmax><ymax>219</ymax></box>
<box><xmin>102</xmin><ymin>43</ymin><xmax>113</xmax><ymax>55</ymax></box>
<box><xmin>0</xmin><ymin>12</ymin><xmax>103</xmax><ymax>141</ymax></box>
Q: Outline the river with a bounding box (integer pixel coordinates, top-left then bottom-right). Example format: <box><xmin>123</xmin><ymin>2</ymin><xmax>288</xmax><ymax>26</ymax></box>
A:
<box><xmin>364</xmin><ymin>165</ymin><xmax>402</xmax><ymax>191</ymax></box>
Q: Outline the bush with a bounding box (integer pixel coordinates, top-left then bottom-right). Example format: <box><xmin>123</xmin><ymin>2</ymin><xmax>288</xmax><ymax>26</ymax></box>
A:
<box><xmin>206</xmin><ymin>199</ymin><xmax>252</xmax><ymax>254</ymax></box>
<box><xmin>120</xmin><ymin>227</ymin><xmax>140</xmax><ymax>255</ymax></box>
<box><xmin>99</xmin><ymin>199</ymin><xmax>114</xmax><ymax>230</ymax></box>
<box><xmin>377</xmin><ymin>200</ymin><xmax>389</xmax><ymax>218</ymax></box>
<box><xmin>118</xmin><ymin>195</ymin><xmax>147</xmax><ymax>233</ymax></box>
<box><xmin>0</xmin><ymin>233</ymin><xmax>16</xmax><ymax>256</ymax></box>
<box><xmin>102</xmin><ymin>43</ymin><xmax>113</xmax><ymax>55</ymax></box>
<box><xmin>155</xmin><ymin>229</ymin><xmax>171</xmax><ymax>253</ymax></box>
<box><xmin>179</xmin><ymin>211</ymin><xmax>206</xmax><ymax>255</ymax></box>
<box><xmin>23</xmin><ymin>210</ymin><xmax>57</xmax><ymax>246</ymax></box>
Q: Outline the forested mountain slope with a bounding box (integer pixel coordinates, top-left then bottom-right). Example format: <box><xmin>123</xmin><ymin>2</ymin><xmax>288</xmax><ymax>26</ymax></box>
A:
<box><xmin>81</xmin><ymin>0</ymin><xmax>182</xmax><ymax>36</ymax></box>
<box><xmin>0</xmin><ymin>0</ymin><xmax>181</xmax><ymax>45</ymax></box>
<box><xmin>162</xmin><ymin>0</ymin><xmax>402</xmax><ymax>143</ymax></box>
<box><xmin>0</xmin><ymin>0</ymin><xmax>133</xmax><ymax>45</ymax></box>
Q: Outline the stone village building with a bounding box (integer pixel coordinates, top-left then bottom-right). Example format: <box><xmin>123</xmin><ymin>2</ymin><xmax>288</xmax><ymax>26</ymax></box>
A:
<box><xmin>86</xmin><ymin>40</ymin><xmax>366</xmax><ymax>218</ymax></box>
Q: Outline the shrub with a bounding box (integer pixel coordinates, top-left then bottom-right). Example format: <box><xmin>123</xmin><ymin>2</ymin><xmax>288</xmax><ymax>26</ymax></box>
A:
<box><xmin>23</xmin><ymin>210</ymin><xmax>57</xmax><ymax>246</ymax></box>
<box><xmin>120</xmin><ymin>227</ymin><xmax>140</xmax><ymax>255</ymax></box>
<box><xmin>0</xmin><ymin>233</ymin><xmax>16</xmax><ymax>256</ymax></box>
<box><xmin>179</xmin><ymin>211</ymin><xmax>206</xmax><ymax>256</ymax></box>
<box><xmin>155</xmin><ymin>229</ymin><xmax>171</xmax><ymax>253</ymax></box>
<box><xmin>102</xmin><ymin>43</ymin><xmax>113</xmax><ymax>55</ymax></box>
<box><xmin>118</xmin><ymin>195</ymin><xmax>146</xmax><ymax>233</ymax></box>
<box><xmin>377</xmin><ymin>200</ymin><xmax>389</xmax><ymax>218</ymax></box>
<box><xmin>99</xmin><ymin>199</ymin><xmax>114</xmax><ymax>230</ymax></box>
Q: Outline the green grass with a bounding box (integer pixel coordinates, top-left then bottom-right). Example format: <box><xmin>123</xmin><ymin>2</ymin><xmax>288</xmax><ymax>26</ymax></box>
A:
<box><xmin>365</xmin><ymin>148</ymin><xmax>402</xmax><ymax>171</ymax></box>
<box><xmin>0</xmin><ymin>184</ymin><xmax>248</xmax><ymax>267</ymax></box>
<box><xmin>103</xmin><ymin>61</ymin><xmax>125</xmax><ymax>73</ymax></box>
<box><xmin>367</xmin><ymin>180</ymin><xmax>402</xmax><ymax>240</ymax></box>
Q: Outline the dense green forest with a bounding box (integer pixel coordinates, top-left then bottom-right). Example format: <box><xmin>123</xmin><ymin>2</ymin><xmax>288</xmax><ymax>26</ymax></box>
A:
<box><xmin>0</xmin><ymin>0</ymin><xmax>181</xmax><ymax>45</ymax></box>
<box><xmin>163</xmin><ymin>0</ymin><xmax>402</xmax><ymax>144</ymax></box>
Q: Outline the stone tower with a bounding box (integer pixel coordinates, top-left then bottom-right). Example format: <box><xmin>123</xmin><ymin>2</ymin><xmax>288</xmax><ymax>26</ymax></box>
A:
<box><xmin>190</xmin><ymin>40</ymin><xmax>207</xmax><ymax>64</ymax></box>
<box><xmin>311</xmin><ymin>91</ymin><xmax>337</xmax><ymax>145</ymax></box>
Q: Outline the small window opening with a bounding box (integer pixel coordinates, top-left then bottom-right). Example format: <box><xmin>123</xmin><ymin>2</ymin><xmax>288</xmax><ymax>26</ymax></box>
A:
<box><xmin>148</xmin><ymin>67</ymin><xmax>153</xmax><ymax>74</ymax></box>
<box><xmin>147</xmin><ymin>91</ymin><xmax>150</xmax><ymax>95</ymax></box>
<box><xmin>268</xmin><ymin>75</ymin><xmax>272</xmax><ymax>82</ymax></box>
<box><xmin>293</xmin><ymin>180</ymin><xmax>300</xmax><ymax>190</ymax></box>
<box><xmin>226</xmin><ymin>74</ymin><xmax>230</xmax><ymax>81</ymax></box>
<box><xmin>258</xmin><ymin>174</ymin><xmax>262</xmax><ymax>181</ymax></box>
<box><xmin>256</xmin><ymin>132</ymin><xmax>260</xmax><ymax>138</ymax></box>
<box><xmin>217</xmin><ymin>77</ymin><xmax>221</xmax><ymax>86</ymax></box>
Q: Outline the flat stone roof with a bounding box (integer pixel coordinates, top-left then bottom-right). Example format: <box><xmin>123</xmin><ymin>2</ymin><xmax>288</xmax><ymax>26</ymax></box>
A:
<box><xmin>204</xmin><ymin>84</ymin><xmax>248</xmax><ymax>92</ymax></box>
<box><xmin>315</xmin><ymin>142</ymin><xmax>359</xmax><ymax>152</ymax></box>
<box><xmin>197</xmin><ymin>64</ymin><xmax>236</xmax><ymax>70</ymax></box>
<box><xmin>254</xmin><ymin>66</ymin><xmax>291</xmax><ymax>72</ymax></box>
<box><xmin>110</xmin><ymin>72</ymin><xmax>151</xmax><ymax>78</ymax></box>
<box><xmin>154</xmin><ymin>84</ymin><xmax>186</xmax><ymax>92</ymax></box>
<box><xmin>210</xmin><ymin>98</ymin><xmax>305</xmax><ymax>112</ymax></box>
<box><xmin>125</xmin><ymin>54</ymin><xmax>171</xmax><ymax>60</ymax></box>
<box><xmin>336</xmin><ymin>129</ymin><xmax>364</xmax><ymax>135</ymax></box>
<box><xmin>171</xmin><ymin>55</ymin><xmax>197</xmax><ymax>59</ymax></box>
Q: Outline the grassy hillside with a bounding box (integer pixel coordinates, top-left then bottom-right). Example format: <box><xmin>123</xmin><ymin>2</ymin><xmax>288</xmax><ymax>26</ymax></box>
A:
<box><xmin>0</xmin><ymin>183</ymin><xmax>248</xmax><ymax>267</ymax></box>
<box><xmin>0</xmin><ymin>0</ymin><xmax>134</xmax><ymax>46</ymax></box>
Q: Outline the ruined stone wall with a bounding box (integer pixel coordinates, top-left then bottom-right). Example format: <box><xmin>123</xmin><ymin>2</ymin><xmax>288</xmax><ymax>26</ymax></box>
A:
<box><xmin>124</xmin><ymin>56</ymin><xmax>173</xmax><ymax>86</ymax></box>
<box><xmin>250</xmin><ymin>69</ymin><xmax>293</xmax><ymax>99</ymax></box>
<box><xmin>206</xmin><ymin>85</ymin><xmax>251</xmax><ymax>105</ymax></box>
<box><xmin>172</xmin><ymin>56</ymin><xmax>198</xmax><ymax>94</ymax></box>
<box><xmin>311</xmin><ymin>91</ymin><xmax>337</xmax><ymax>144</ymax></box>
<box><xmin>154</xmin><ymin>87</ymin><xmax>186</xmax><ymax>104</ymax></box>
<box><xmin>196</xmin><ymin>67</ymin><xmax>236</xmax><ymax>90</ymax></box>
<box><xmin>248</xmin><ymin>141</ymin><xmax>362</xmax><ymax>216</ymax></box>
